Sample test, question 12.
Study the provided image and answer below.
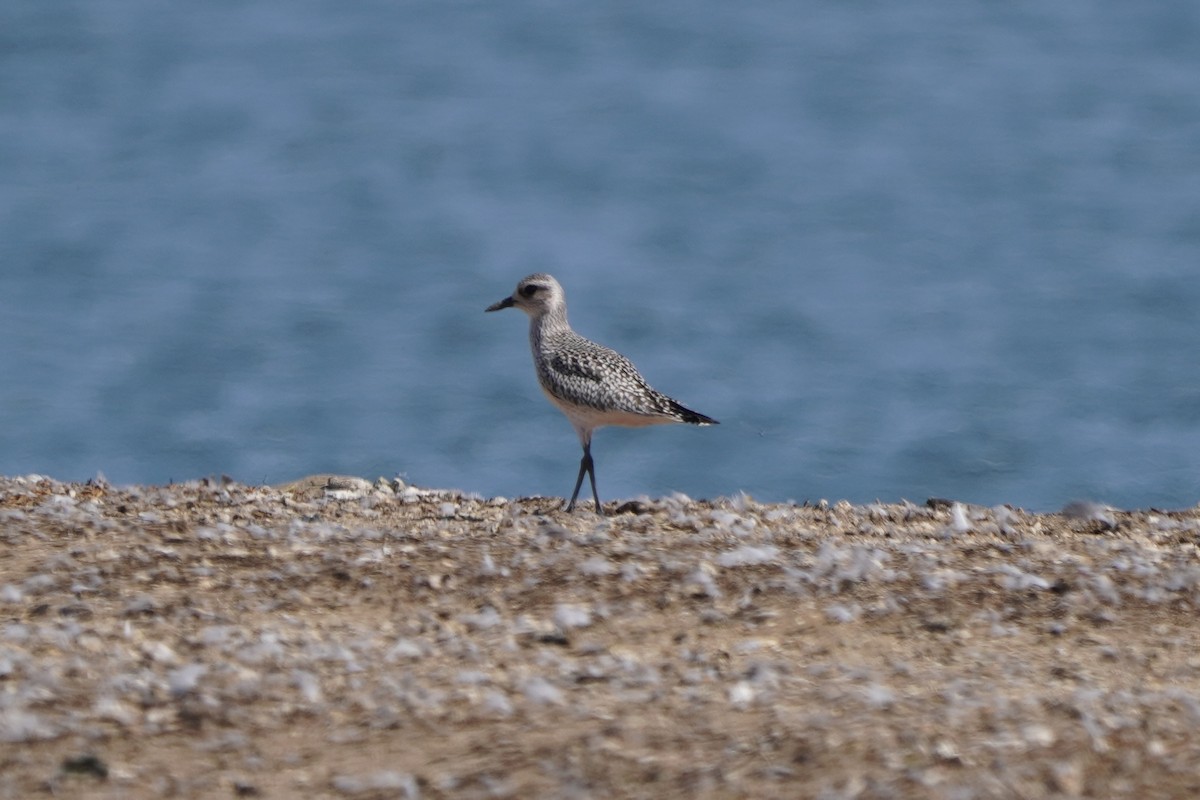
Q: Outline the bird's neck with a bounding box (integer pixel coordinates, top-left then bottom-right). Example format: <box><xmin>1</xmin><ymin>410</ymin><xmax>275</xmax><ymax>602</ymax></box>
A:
<box><xmin>529</xmin><ymin>305</ymin><xmax>570</xmax><ymax>349</ymax></box>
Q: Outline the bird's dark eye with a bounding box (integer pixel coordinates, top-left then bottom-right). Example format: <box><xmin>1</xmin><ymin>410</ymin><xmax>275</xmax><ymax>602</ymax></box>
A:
<box><xmin>520</xmin><ymin>284</ymin><xmax>541</xmax><ymax>298</ymax></box>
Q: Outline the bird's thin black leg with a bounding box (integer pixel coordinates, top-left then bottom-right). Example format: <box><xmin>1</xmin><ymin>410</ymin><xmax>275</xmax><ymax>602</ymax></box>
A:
<box><xmin>566</xmin><ymin>441</ymin><xmax>603</xmax><ymax>516</ymax></box>
<box><xmin>585</xmin><ymin>444</ymin><xmax>603</xmax><ymax>516</ymax></box>
<box><xmin>567</xmin><ymin>450</ymin><xmax>588</xmax><ymax>512</ymax></box>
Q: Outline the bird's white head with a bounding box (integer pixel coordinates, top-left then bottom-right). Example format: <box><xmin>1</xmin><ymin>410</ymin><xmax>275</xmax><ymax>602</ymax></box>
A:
<box><xmin>485</xmin><ymin>273</ymin><xmax>566</xmax><ymax>320</ymax></box>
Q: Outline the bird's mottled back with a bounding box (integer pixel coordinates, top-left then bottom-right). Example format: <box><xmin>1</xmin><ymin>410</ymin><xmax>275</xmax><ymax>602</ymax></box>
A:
<box><xmin>535</xmin><ymin>327</ymin><xmax>679</xmax><ymax>417</ymax></box>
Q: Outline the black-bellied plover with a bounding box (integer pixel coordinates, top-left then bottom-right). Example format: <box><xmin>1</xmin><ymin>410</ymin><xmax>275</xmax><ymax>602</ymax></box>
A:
<box><xmin>486</xmin><ymin>273</ymin><xmax>718</xmax><ymax>515</ymax></box>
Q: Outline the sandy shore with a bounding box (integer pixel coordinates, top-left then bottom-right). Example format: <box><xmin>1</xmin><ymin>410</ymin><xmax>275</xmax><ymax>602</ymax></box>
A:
<box><xmin>1</xmin><ymin>474</ymin><xmax>1198</xmax><ymax>798</ymax></box>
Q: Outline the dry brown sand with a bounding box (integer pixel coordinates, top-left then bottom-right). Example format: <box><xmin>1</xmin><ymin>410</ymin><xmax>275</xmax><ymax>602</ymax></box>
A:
<box><xmin>1</xmin><ymin>474</ymin><xmax>1199</xmax><ymax>799</ymax></box>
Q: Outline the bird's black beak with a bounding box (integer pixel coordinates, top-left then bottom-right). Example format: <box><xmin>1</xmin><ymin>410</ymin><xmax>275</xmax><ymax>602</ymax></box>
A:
<box><xmin>485</xmin><ymin>296</ymin><xmax>515</xmax><ymax>312</ymax></box>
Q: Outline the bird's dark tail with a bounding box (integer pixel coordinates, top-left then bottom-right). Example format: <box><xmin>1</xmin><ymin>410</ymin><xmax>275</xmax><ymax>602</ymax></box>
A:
<box><xmin>669</xmin><ymin>399</ymin><xmax>718</xmax><ymax>426</ymax></box>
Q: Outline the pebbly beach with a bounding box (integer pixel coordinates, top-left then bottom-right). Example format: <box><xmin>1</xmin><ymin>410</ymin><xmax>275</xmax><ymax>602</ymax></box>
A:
<box><xmin>1</xmin><ymin>474</ymin><xmax>1199</xmax><ymax>798</ymax></box>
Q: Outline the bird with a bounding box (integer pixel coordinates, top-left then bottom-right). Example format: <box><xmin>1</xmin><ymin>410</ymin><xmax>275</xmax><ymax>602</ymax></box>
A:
<box><xmin>485</xmin><ymin>273</ymin><xmax>717</xmax><ymax>515</ymax></box>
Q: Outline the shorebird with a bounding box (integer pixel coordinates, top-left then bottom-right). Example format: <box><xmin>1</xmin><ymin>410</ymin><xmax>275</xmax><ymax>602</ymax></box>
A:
<box><xmin>486</xmin><ymin>273</ymin><xmax>717</xmax><ymax>515</ymax></box>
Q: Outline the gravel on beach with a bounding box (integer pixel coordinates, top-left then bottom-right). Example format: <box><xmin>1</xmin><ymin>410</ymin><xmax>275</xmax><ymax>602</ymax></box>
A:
<box><xmin>2</xmin><ymin>474</ymin><xmax>1199</xmax><ymax>799</ymax></box>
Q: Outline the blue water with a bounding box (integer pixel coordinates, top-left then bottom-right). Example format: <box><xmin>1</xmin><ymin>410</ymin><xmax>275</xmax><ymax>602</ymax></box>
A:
<box><xmin>2</xmin><ymin>1</ymin><xmax>1198</xmax><ymax>510</ymax></box>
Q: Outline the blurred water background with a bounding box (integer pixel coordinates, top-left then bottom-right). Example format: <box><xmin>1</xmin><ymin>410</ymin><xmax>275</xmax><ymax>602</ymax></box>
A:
<box><xmin>2</xmin><ymin>1</ymin><xmax>1199</xmax><ymax>510</ymax></box>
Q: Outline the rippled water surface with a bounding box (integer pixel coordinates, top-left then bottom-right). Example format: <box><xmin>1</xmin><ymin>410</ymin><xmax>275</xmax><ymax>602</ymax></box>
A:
<box><xmin>2</xmin><ymin>1</ymin><xmax>1198</xmax><ymax>509</ymax></box>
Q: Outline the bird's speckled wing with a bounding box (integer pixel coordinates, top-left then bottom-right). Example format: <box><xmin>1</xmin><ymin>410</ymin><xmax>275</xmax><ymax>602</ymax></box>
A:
<box><xmin>538</xmin><ymin>332</ymin><xmax>676</xmax><ymax>418</ymax></box>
